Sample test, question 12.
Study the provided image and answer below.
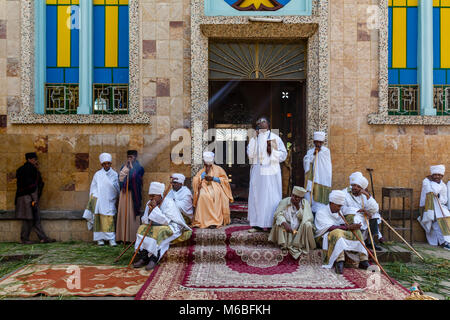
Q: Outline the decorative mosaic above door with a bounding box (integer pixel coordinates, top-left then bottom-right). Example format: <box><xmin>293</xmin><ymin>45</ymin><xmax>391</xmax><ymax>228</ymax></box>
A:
<box><xmin>226</xmin><ymin>0</ymin><xmax>290</xmax><ymax>11</ymax></box>
<box><xmin>205</xmin><ymin>0</ymin><xmax>311</xmax><ymax>16</ymax></box>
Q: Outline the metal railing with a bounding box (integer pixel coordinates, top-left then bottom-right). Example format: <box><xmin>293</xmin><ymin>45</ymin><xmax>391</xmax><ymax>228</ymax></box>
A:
<box><xmin>433</xmin><ymin>85</ymin><xmax>450</xmax><ymax>116</ymax></box>
<box><xmin>388</xmin><ymin>85</ymin><xmax>419</xmax><ymax>116</ymax></box>
<box><xmin>93</xmin><ymin>84</ymin><xmax>129</xmax><ymax>114</ymax></box>
<box><xmin>45</xmin><ymin>84</ymin><xmax>79</xmax><ymax>114</ymax></box>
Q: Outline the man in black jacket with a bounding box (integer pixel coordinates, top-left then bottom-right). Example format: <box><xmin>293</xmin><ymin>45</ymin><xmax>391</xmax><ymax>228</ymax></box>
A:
<box><xmin>15</xmin><ymin>152</ymin><xmax>55</xmax><ymax>244</ymax></box>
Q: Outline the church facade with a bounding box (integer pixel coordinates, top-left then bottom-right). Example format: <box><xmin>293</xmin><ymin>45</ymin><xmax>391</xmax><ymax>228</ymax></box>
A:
<box><xmin>0</xmin><ymin>0</ymin><xmax>448</xmax><ymax>241</ymax></box>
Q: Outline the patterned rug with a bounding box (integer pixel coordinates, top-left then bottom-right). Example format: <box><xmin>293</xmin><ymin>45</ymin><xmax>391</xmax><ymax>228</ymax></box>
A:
<box><xmin>0</xmin><ymin>264</ymin><xmax>151</xmax><ymax>297</ymax></box>
<box><xmin>136</xmin><ymin>225</ymin><xmax>410</xmax><ymax>300</ymax></box>
<box><xmin>229</xmin><ymin>202</ymin><xmax>248</xmax><ymax>213</ymax></box>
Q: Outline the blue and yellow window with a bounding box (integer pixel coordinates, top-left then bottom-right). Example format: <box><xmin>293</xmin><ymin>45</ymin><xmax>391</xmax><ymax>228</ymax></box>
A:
<box><xmin>93</xmin><ymin>0</ymin><xmax>129</xmax><ymax>114</ymax></box>
<box><xmin>388</xmin><ymin>0</ymin><xmax>419</xmax><ymax>115</ymax></box>
<box><xmin>432</xmin><ymin>0</ymin><xmax>450</xmax><ymax>115</ymax></box>
<box><xmin>43</xmin><ymin>0</ymin><xmax>129</xmax><ymax>114</ymax></box>
<box><xmin>45</xmin><ymin>0</ymin><xmax>80</xmax><ymax>114</ymax></box>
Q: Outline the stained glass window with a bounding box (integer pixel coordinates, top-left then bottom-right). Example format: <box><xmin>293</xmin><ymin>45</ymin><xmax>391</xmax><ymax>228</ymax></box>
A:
<box><xmin>45</xmin><ymin>0</ymin><xmax>80</xmax><ymax>114</ymax></box>
<box><xmin>93</xmin><ymin>0</ymin><xmax>129</xmax><ymax>114</ymax></box>
<box><xmin>388</xmin><ymin>0</ymin><xmax>419</xmax><ymax>115</ymax></box>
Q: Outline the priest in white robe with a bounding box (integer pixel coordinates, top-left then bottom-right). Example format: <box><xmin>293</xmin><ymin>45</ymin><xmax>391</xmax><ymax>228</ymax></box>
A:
<box><xmin>166</xmin><ymin>173</ymin><xmax>194</xmax><ymax>224</ymax></box>
<box><xmin>82</xmin><ymin>153</ymin><xmax>120</xmax><ymax>246</ymax></box>
<box><xmin>133</xmin><ymin>182</ymin><xmax>192</xmax><ymax>270</ymax></box>
<box><xmin>418</xmin><ymin>165</ymin><xmax>450</xmax><ymax>250</ymax></box>
<box><xmin>315</xmin><ymin>190</ymin><xmax>369</xmax><ymax>274</ymax></box>
<box><xmin>247</xmin><ymin>117</ymin><xmax>287</xmax><ymax>232</ymax></box>
<box><xmin>303</xmin><ymin>131</ymin><xmax>332</xmax><ymax>213</ymax></box>
<box><xmin>342</xmin><ymin>172</ymin><xmax>383</xmax><ymax>250</ymax></box>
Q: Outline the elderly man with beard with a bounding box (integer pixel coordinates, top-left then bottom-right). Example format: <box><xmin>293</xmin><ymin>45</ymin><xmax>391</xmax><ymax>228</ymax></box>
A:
<box><xmin>166</xmin><ymin>173</ymin><xmax>194</xmax><ymax>224</ymax></box>
<box><xmin>268</xmin><ymin>186</ymin><xmax>316</xmax><ymax>259</ymax></box>
<box><xmin>315</xmin><ymin>190</ymin><xmax>369</xmax><ymax>274</ymax></box>
<box><xmin>341</xmin><ymin>172</ymin><xmax>383</xmax><ymax>251</ymax></box>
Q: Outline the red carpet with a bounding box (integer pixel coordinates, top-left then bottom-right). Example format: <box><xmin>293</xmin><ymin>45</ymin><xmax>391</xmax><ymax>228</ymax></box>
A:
<box><xmin>136</xmin><ymin>225</ymin><xmax>409</xmax><ymax>300</ymax></box>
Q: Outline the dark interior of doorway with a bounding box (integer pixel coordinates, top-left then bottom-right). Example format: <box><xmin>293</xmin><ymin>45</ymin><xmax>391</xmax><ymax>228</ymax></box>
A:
<box><xmin>208</xmin><ymin>80</ymin><xmax>306</xmax><ymax>201</ymax></box>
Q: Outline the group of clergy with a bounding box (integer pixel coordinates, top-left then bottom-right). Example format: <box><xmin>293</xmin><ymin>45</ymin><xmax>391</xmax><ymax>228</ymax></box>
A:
<box><xmin>75</xmin><ymin>117</ymin><xmax>449</xmax><ymax>273</ymax></box>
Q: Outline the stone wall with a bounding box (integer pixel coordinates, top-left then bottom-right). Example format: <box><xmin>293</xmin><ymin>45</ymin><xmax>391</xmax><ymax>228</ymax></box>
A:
<box><xmin>0</xmin><ymin>0</ymin><xmax>192</xmax><ymax>212</ymax></box>
<box><xmin>328</xmin><ymin>0</ymin><xmax>450</xmax><ymax>210</ymax></box>
<box><xmin>0</xmin><ymin>0</ymin><xmax>448</xmax><ymax>220</ymax></box>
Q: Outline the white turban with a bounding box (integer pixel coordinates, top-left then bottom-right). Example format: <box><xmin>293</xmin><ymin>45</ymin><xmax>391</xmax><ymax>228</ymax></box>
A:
<box><xmin>430</xmin><ymin>165</ymin><xmax>445</xmax><ymax>175</ymax></box>
<box><xmin>203</xmin><ymin>151</ymin><xmax>215</xmax><ymax>165</ymax></box>
<box><xmin>349</xmin><ymin>172</ymin><xmax>369</xmax><ymax>189</ymax></box>
<box><xmin>148</xmin><ymin>182</ymin><xmax>165</xmax><ymax>196</ymax></box>
<box><xmin>313</xmin><ymin>131</ymin><xmax>326</xmax><ymax>142</ymax></box>
<box><xmin>171</xmin><ymin>173</ymin><xmax>185</xmax><ymax>184</ymax></box>
<box><xmin>99</xmin><ymin>153</ymin><xmax>112</xmax><ymax>164</ymax></box>
<box><xmin>329</xmin><ymin>190</ymin><xmax>346</xmax><ymax>205</ymax></box>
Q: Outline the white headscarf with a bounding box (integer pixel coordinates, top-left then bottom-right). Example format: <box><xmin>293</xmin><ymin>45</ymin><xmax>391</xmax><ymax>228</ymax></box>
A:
<box><xmin>171</xmin><ymin>173</ymin><xmax>185</xmax><ymax>184</ymax></box>
<box><xmin>99</xmin><ymin>153</ymin><xmax>112</xmax><ymax>164</ymax></box>
<box><xmin>203</xmin><ymin>151</ymin><xmax>215</xmax><ymax>165</ymax></box>
<box><xmin>329</xmin><ymin>190</ymin><xmax>346</xmax><ymax>205</ymax></box>
<box><xmin>349</xmin><ymin>172</ymin><xmax>369</xmax><ymax>189</ymax></box>
<box><xmin>430</xmin><ymin>165</ymin><xmax>445</xmax><ymax>176</ymax></box>
<box><xmin>313</xmin><ymin>131</ymin><xmax>326</xmax><ymax>142</ymax></box>
<box><xmin>148</xmin><ymin>182</ymin><xmax>165</xmax><ymax>196</ymax></box>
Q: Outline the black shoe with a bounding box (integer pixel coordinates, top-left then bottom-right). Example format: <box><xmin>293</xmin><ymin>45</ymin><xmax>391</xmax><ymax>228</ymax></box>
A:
<box><xmin>335</xmin><ymin>261</ymin><xmax>344</xmax><ymax>274</ymax></box>
<box><xmin>359</xmin><ymin>260</ymin><xmax>370</xmax><ymax>270</ymax></box>
<box><xmin>373</xmin><ymin>244</ymin><xmax>382</xmax><ymax>251</ymax></box>
<box><xmin>133</xmin><ymin>258</ymin><xmax>148</xmax><ymax>268</ymax></box>
<box><xmin>145</xmin><ymin>259</ymin><xmax>158</xmax><ymax>270</ymax></box>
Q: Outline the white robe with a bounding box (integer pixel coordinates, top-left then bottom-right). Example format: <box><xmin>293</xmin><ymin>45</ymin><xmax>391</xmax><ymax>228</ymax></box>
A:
<box><xmin>314</xmin><ymin>205</ymin><xmax>367</xmax><ymax>269</ymax></box>
<box><xmin>341</xmin><ymin>187</ymin><xmax>382</xmax><ymax>240</ymax></box>
<box><xmin>82</xmin><ymin>168</ymin><xmax>120</xmax><ymax>241</ymax></box>
<box><xmin>136</xmin><ymin>198</ymin><xmax>192</xmax><ymax>261</ymax></box>
<box><xmin>418</xmin><ymin>178</ymin><xmax>450</xmax><ymax>245</ymax></box>
<box><xmin>166</xmin><ymin>186</ymin><xmax>194</xmax><ymax>221</ymax></box>
<box><xmin>247</xmin><ymin>130</ymin><xmax>287</xmax><ymax>228</ymax></box>
<box><xmin>448</xmin><ymin>181</ymin><xmax>450</xmax><ymax>211</ymax></box>
<box><xmin>303</xmin><ymin>146</ymin><xmax>332</xmax><ymax>213</ymax></box>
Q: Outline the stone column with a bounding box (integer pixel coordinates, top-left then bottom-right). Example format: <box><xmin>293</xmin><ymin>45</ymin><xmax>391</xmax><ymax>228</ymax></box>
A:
<box><xmin>34</xmin><ymin>0</ymin><xmax>46</xmax><ymax>114</ymax></box>
<box><xmin>418</xmin><ymin>0</ymin><xmax>435</xmax><ymax>115</ymax></box>
<box><xmin>78</xmin><ymin>0</ymin><xmax>93</xmax><ymax>114</ymax></box>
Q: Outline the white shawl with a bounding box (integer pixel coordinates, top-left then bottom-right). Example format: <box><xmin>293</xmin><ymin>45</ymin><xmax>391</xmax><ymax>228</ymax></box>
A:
<box><xmin>247</xmin><ymin>130</ymin><xmax>287</xmax><ymax>175</ymax></box>
<box><xmin>418</xmin><ymin>178</ymin><xmax>449</xmax><ymax>233</ymax></box>
<box><xmin>82</xmin><ymin>168</ymin><xmax>120</xmax><ymax>228</ymax></box>
<box><xmin>314</xmin><ymin>205</ymin><xmax>345</xmax><ymax>238</ymax></box>
<box><xmin>166</xmin><ymin>186</ymin><xmax>194</xmax><ymax>220</ymax></box>
<box><xmin>303</xmin><ymin>146</ymin><xmax>332</xmax><ymax>190</ymax></box>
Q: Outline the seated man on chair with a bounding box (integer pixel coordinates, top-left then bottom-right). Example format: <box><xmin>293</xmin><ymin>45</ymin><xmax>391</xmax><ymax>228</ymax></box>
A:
<box><xmin>268</xmin><ymin>186</ymin><xmax>316</xmax><ymax>259</ymax></box>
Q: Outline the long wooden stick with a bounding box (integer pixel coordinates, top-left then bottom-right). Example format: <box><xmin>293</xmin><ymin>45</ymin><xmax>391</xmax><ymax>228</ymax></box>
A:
<box><xmin>361</xmin><ymin>196</ymin><xmax>378</xmax><ymax>263</ymax></box>
<box><xmin>114</xmin><ymin>240</ymin><xmax>135</xmax><ymax>263</ymax></box>
<box><xmin>124</xmin><ymin>172</ymin><xmax>129</xmax><ymax>246</ymax></box>
<box><xmin>337</xmin><ymin>211</ymin><xmax>395</xmax><ymax>284</ymax></box>
<box><xmin>128</xmin><ymin>222</ymin><xmax>152</xmax><ymax>267</ymax></box>
<box><xmin>380</xmin><ymin>217</ymin><xmax>424</xmax><ymax>261</ymax></box>
<box><xmin>128</xmin><ymin>184</ymin><xmax>172</xmax><ymax>267</ymax></box>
